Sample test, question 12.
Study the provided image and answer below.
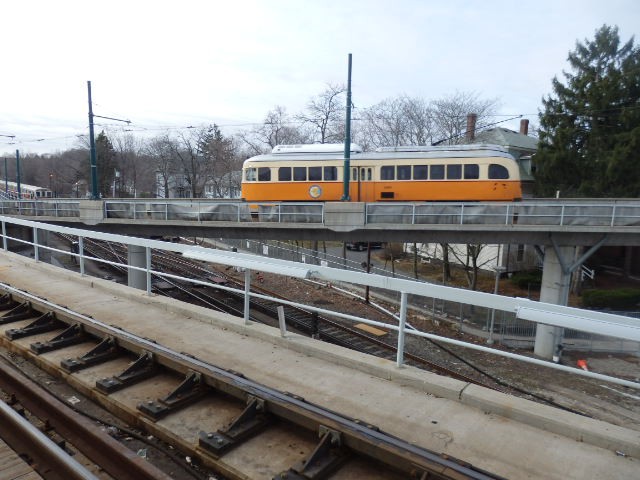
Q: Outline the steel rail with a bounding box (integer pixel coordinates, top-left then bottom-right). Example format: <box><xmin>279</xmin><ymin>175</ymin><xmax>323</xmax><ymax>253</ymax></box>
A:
<box><xmin>1</xmin><ymin>283</ymin><xmax>504</xmax><ymax>480</ymax></box>
<box><xmin>0</xmin><ymin>360</ymin><xmax>173</xmax><ymax>480</ymax></box>
<box><xmin>0</xmin><ymin>397</ymin><xmax>97</xmax><ymax>480</ymax></box>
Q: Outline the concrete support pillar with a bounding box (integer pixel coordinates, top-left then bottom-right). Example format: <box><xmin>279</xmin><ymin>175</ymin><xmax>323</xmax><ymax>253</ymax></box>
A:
<box><xmin>533</xmin><ymin>245</ymin><xmax>574</xmax><ymax>359</ymax></box>
<box><xmin>127</xmin><ymin>245</ymin><xmax>147</xmax><ymax>290</ymax></box>
<box><xmin>35</xmin><ymin>229</ymin><xmax>51</xmax><ymax>263</ymax></box>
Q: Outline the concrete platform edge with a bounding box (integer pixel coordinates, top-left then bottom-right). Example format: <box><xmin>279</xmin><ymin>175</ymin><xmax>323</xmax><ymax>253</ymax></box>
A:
<box><xmin>4</xmin><ymin>253</ymin><xmax>639</xmax><ymax>458</ymax></box>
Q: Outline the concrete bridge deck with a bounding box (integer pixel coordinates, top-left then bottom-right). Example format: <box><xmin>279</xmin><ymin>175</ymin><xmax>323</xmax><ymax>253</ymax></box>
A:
<box><xmin>0</xmin><ymin>251</ymin><xmax>637</xmax><ymax>479</ymax></box>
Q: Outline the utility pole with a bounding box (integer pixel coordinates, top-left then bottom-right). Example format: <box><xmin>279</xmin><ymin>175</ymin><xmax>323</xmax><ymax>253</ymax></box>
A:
<box><xmin>87</xmin><ymin>81</ymin><xmax>98</xmax><ymax>199</ymax></box>
<box><xmin>87</xmin><ymin>81</ymin><xmax>130</xmax><ymax>200</ymax></box>
<box><xmin>15</xmin><ymin>150</ymin><xmax>21</xmax><ymax>199</ymax></box>
<box><xmin>341</xmin><ymin>53</ymin><xmax>353</xmax><ymax>201</ymax></box>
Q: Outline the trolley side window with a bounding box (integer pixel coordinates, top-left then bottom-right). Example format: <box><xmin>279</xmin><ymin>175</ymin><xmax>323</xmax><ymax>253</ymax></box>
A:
<box><xmin>278</xmin><ymin>167</ymin><xmax>292</xmax><ymax>181</ymax></box>
<box><xmin>245</xmin><ymin>168</ymin><xmax>257</xmax><ymax>182</ymax></box>
<box><xmin>413</xmin><ymin>165</ymin><xmax>428</xmax><ymax>180</ymax></box>
<box><xmin>397</xmin><ymin>165</ymin><xmax>411</xmax><ymax>180</ymax></box>
<box><xmin>447</xmin><ymin>164</ymin><xmax>462</xmax><ymax>180</ymax></box>
<box><xmin>258</xmin><ymin>167</ymin><xmax>271</xmax><ymax>181</ymax></box>
<box><xmin>324</xmin><ymin>166</ymin><xmax>337</xmax><ymax>181</ymax></box>
<box><xmin>488</xmin><ymin>164</ymin><xmax>510</xmax><ymax>179</ymax></box>
<box><xmin>309</xmin><ymin>166</ymin><xmax>322</xmax><ymax>181</ymax></box>
<box><xmin>430</xmin><ymin>164</ymin><xmax>445</xmax><ymax>180</ymax></box>
<box><xmin>293</xmin><ymin>166</ymin><xmax>307</xmax><ymax>181</ymax></box>
<box><xmin>380</xmin><ymin>165</ymin><xmax>395</xmax><ymax>180</ymax></box>
<box><xmin>464</xmin><ymin>164</ymin><xmax>479</xmax><ymax>179</ymax></box>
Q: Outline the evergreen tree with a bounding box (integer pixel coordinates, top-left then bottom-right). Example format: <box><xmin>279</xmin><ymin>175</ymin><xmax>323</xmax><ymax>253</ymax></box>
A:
<box><xmin>535</xmin><ymin>25</ymin><xmax>640</xmax><ymax>197</ymax></box>
<box><xmin>95</xmin><ymin>131</ymin><xmax>117</xmax><ymax>197</ymax></box>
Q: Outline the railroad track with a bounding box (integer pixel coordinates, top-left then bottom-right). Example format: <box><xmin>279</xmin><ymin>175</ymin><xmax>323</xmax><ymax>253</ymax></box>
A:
<box><xmin>0</xmin><ymin>287</ymin><xmax>504</xmax><ymax>480</ymax></box>
<box><xmin>53</xmin><ymin>234</ymin><xmax>510</xmax><ymax>391</ymax></box>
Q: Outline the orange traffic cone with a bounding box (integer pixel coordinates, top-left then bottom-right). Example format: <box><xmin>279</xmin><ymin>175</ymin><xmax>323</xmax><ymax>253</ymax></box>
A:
<box><xmin>577</xmin><ymin>359</ymin><xmax>589</xmax><ymax>371</ymax></box>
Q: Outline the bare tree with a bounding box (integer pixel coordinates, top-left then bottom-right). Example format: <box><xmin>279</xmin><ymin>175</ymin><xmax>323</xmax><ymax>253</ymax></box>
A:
<box><xmin>238</xmin><ymin>106</ymin><xmax>311</xmax><ymax>155</ymax></box>
<box><xmin>448</xmin><ymin>244</ymin><xmax>493</xmax><ymax>291</ymax></box>
<box><xmin>296</xmin><ymin>83</ymin><xmax>346</xmax><ymax>144</ymax></box>
<box><xmin>358</xmin><ymin>95</ymin><xmax>438</xmax><ymax>148</ymax></box>
<box><xmin>110</xmin><ymin>131</ymin><xmax>149</xmax><ymax>197</ymax></box>
<box><xmin>431</xmin><ymin>91</ymin><xmax>499</xmax><ymax>145</ymax></box>
<box><xmin>146</xmin><ymin>134</ymin><xmax>178</xmax><ymax>198</ymax></box>
<box><xmin>359</xmin><ymin>97</ymin><xmax>411</xmax><ymax>147</ymax></box>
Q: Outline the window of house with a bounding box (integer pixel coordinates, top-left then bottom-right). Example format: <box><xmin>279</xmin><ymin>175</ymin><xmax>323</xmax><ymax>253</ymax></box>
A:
<box><xmin>464</xmin><ymin>164</ymin><xmax>479</xmax><ymax>179</ymax></box>
<box><xmin>413</xmin><ymin>165</ymin><xmax>428</xmax><ymax>180</ymax></box>
<box><xmin>278</xmin><ymin>167</ymin><xmax>291</xmax><ymax>181</ymax></box>
<box><xmin>430</xmin><ymin>164</ymin><xmax>445</xmax><ymax>179</ymax></box>
<box><xmin>489</xmin><ymin>164</ymin><xmax>510</xmax><ymax>179</ymax></box>
<box><xmin>381</xmin><ymin>166</ymin><xmax>395</xmax><ymax>180</ymax></box>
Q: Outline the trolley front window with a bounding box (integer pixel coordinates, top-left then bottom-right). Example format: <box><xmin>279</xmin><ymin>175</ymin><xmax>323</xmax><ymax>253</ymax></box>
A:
<box><xmin>258</xmin><ymin>167</ymin><xmax>271</xmax><ymax>181</ymax></box>
<box><xmin>488</xmin><ymin>164</ymin><xmax>509</xmax><ymax>179</ymax></box>
<box><xmin>245</xmin><ymin>168</ymin><xmax>257</xmax><ymax>182</ymax></box>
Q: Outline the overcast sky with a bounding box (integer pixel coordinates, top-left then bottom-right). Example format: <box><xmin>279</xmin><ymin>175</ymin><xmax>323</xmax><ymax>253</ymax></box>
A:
<box><xmin>2</xmin><ymin>0</ymin><xmax>639</xmax><ymax>155</ymax></box>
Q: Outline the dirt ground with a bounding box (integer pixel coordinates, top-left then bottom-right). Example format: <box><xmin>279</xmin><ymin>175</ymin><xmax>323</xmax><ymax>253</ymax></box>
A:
<box><xmin>226</xmin><ymin>251</ymin><xmax>640</xmax><ymax>433</ymax></box>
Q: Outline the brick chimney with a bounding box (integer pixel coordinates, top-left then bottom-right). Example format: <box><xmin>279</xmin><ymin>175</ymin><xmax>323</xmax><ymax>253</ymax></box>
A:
<box><xmin>465</xmin><ymin>113</ymin><xmax>477</xmax><ymax>142</ymax></box>
<box><xmin>519</xmin><ymin>118</ymin><xmax>529</xmax><ymax>136</ymax></box>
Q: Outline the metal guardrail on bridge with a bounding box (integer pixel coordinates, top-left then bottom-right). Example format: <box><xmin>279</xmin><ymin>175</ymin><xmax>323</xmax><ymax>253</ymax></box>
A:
<box><xmin>0</xmin><ymin>214</ymin><xmax>639</xmax><ymax>391</ymax></box>
<box><xmin>1</xmin><ymin>198</ymin><xmax>640</xmax><ymax>227</ymax></box>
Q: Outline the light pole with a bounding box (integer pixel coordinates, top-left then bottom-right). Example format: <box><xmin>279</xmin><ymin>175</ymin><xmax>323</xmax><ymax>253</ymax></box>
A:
<box><xmin>487</xmin><ymin>265</ymin><xmax>506</xmax><ymax>345</ymax></box>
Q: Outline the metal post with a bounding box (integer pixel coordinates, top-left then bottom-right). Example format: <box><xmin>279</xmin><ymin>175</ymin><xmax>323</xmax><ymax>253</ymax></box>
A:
<box><xmin>277</xmin><ymin>306</ymin><xmax>287</xmax><ymax>338</ymax></box>
<box><xmin>33</xmin><ymin>227</ymin><xmax>39</xmax><ymax>262</ymax></box>
<box><xmin>487</xmin><ymin>270</ymin><xmax>500</xmax><ymax>345</ymax></box>
<box><xmin>396</xmin><ymin>292</ymin><xmax>408</xmax><ymax>367</ymax></box>
<box><xmin>341</xmin><ymin>53</ymin><xmax>352</xmax><ymax>201</ymax></box>
<box><xmin>244</xmin><ymin>268</ymin><xmax>251</xmax><ymax>324</ymax></box>
<box><xmin>87</xmin><ymin>81</ymin><xmax>99</xmax><ymax>200</ymax></box>
<box><xmin>145</xmin><ymin>247</ymin><xmax>152</xmax><ymax>295</ymax></box>
<box><xmin>79</xmin><ymin>237</ymin><xmax>85</xmax><ymax>276</ymax></box>
<box><xmin>1</xmin><ymin>221</ymin><xmax>6</xmax><ymax>251</ymax></box>
<box><xmin>4</xmin><ymin>157</ymin><xmax>7</xmax><ymax>193</ymax></box>
<box><xmin>15</xmin><ymin>150</ymin><xmax>21</xmax><ymax>199</ymax></box>
<box><xmin>365</xmin><ymin>243</ymin><xmax>371</xmax><ymax>303</ymax></box>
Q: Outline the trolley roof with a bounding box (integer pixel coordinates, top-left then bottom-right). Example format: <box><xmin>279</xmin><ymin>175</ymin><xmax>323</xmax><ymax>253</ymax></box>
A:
<box><xmin>245</xmin><ymin>143</ymin><xmax>515</xmax><ymax>164</ymax></box>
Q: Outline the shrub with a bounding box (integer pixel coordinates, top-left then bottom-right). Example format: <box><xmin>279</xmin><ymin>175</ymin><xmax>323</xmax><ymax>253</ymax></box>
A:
<box><xmin>582</xmin><ymin>288</ymin><xmax>640</xmax><ymax>309</ymax></box>
<box><xmin>510</xmin><ymin>270</ymin><xmax>542</xmax><ymax>290</ymax></box>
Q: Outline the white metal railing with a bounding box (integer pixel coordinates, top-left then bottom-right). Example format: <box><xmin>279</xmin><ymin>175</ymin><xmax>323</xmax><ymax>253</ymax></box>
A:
<box><xmin>1</xmin><ymin>198</ymin><xmax>640</xmax><ymax>228</ymax></box>
<box><xmin>0</xmin><ymin>199</ymin><xmax>80</xmax><ymax>218</ymax></box>
<box><xmin>103</xmin><ymin>200</ymin><xmax>324</xmax><ymax>223</ymax></box>
<box><xmin>365</xmin><ymin>201</ymin><xmax>640</xmax><ymax>227</ymax></box>
<box><xmin>1</xmin><ymin>215</ymin><xmax>639</xmax><ymax>390</ymax></box>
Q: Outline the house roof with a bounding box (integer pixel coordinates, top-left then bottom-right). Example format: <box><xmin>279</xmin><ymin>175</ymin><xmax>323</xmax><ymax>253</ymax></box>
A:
<box><xmin>474</xmin><ymin>127</ymin><xmax>538</xmax><ymax>153</ymax></box>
